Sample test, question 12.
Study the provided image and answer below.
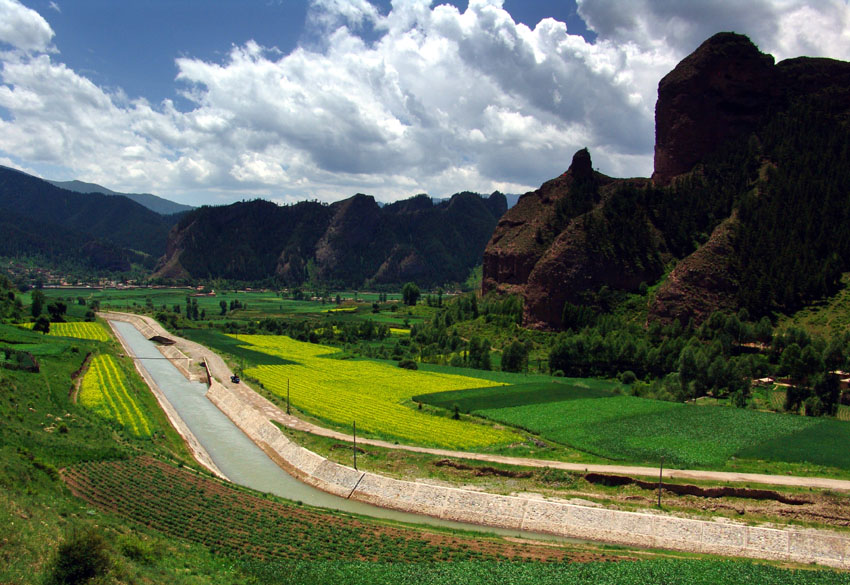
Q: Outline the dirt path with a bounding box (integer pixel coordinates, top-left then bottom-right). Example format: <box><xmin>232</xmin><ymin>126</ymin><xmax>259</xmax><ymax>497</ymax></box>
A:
<box><xmin>99</xmin><ymin>311</ymin><xmax>850</xmax><ymax>492</ymax></box>
<box><xmin>68</xmin><ymin>351</ymin><xmax>94</xmax><ymax>403</ymax></box>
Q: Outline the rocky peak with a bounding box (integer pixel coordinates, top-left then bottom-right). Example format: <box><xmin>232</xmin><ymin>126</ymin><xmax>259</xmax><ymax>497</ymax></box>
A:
<box><xmin>569</xmin><ymin>148</ymin><xmax>593</xmax><ymax>182</ymax></box>
<box><xmin>653</xmin><ymin>32</ymin><xmax>776</xmax><ymax>184</ymax></box>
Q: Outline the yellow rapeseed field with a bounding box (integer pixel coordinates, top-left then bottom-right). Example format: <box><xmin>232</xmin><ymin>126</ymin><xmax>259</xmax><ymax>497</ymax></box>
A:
<box><xmin>79</xmin><ymin>354</ymin><xmax>152</xmax><ymax>437</ymax></box>
<box><xmin>239</xmin><ymin>335</ymin><xmax>520</xmax><ymax>449</ymax></box>
<box><xmin>20</xmin><ymin>321</ymin><xmax>110</xmax><ymax>341</ymax></box>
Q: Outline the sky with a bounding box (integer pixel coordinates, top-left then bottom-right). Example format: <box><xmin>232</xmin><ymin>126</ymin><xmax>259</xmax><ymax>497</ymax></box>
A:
<box><xmin>0</xmin><ymin>1</ymin><xmax>848</xmax><ymax>207</ymax></box>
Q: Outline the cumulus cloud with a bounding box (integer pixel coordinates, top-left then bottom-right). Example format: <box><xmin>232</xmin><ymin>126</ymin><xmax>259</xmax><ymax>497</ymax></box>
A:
<box><xmin>577</xmin><ymin>0</ymin><xmax>850</xmax><ymax>61</ymax></box>
<box><xmin>0</xmin><ymin>0</ymin><xmax>54</xmax><ymax>53</ymax></box>
<box><xmin>0</xmin><ymin>0</ymin><xmax>848</xmax><ymax>205</ymax></box>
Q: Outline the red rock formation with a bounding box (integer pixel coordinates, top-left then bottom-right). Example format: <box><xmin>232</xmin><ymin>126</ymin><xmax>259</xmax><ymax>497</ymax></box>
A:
<box><xmin>648</xmin><ymin>215</ymin><xmax>740</xmax><ymax>325</ymax></box>
<box><xmin>653</xmin><ymin>32</ymin><xmax>775</xmax><ymax>185</ymax></box>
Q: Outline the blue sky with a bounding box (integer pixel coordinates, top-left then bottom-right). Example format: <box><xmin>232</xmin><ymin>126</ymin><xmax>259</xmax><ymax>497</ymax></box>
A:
<box><xmin>0</xmin><ymin>0</ymin><xmax>848</xmax><ymax>206</ymax></box>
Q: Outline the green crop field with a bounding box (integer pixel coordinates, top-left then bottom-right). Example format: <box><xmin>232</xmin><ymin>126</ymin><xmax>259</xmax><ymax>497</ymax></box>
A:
<box><xmin>63</xmin><ymin>457</ymin><xmax>555</xmax><ymax>564</ymax></box>
<box><xmin>238</xmin><ymin>334</ymin><xmax>522</xmax><ymax>449</ymax></box>
<box><xmin>247</xmin><ymin>559</ymin><xmax>850</xmax><ymax>585</ymax></box>
<box><xmin>414</xmin><ymin>382</ymin><xmax>615</xmax><ymax>413</ymax></box>
<box><xmin>475</xmin><ymin>395</ymin><xmax>850</xmax><ymax>469</ymax></box>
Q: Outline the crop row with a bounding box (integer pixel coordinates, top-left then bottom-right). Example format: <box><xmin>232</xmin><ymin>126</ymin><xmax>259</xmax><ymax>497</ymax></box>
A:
<box><xmin>239</xmin><ymin>334</ymin><xmax>521</xmax><ymax>449</ymax></box>
<box><xmin>62</xmin><ymin>457</ymin><xmax>569</xmax><ymax>563</ymax></box>
<box><xmin>245</xmin><ymin>559</ymin><xmax>850</xmax><ymax>585</ymax></box>
<box><xmin>78</xmin><ymin>354</ymin><xmax>152</xmax><ymax>437</ymax></box>
<box><xmin>19</xmin><ymin>321</ymin><xmax>110</xmax><ymax>341</ymax></box>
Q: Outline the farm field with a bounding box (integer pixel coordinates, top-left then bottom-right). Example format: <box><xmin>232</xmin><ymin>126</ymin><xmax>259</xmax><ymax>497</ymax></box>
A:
<box><xmin>19</xmin><ymin>321</ymin><xmax>110</xmax><ymax>341</ymax></box>
<box><xmin>34</xmin><ymin>287</ymin><xmax>410</xmax><ymax>320</ymax></box>
<box><xmin>472</xmin><ymin>393</ymin><xmax>850</xmax><ymax>470</ymax></box>
<box><xmin>250</xmin><ymin>559</ymin><xmax>850</xmax><ymax>585</ymax></box>
<box><xmin>414</xmin><ymin>381</ymin><xmax>616</xmax><ymax>412</ymax></box>
<box><xmin>78</xmin><ymin>354</ymin><xmax>153</xmax><ymax>437</ymax></box>
<box><xmin>62</xmin><ymin>457</ymin><xmax>850</xmax><ymax>584</ymax></box>
<box><xmin>238</xmin><ymin>334</ymin><xmax>523</xmax><ymax>449</ymax></box>
<box><xmin>62</xmin><ymin>456</ymin><xmax>574</xmax><ymax>563</ymax></box>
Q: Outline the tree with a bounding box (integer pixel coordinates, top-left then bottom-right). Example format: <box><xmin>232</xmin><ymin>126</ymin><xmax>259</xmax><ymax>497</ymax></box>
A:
<box><xmin>779</xmin><ymin>343</ymin><xmax>804</xmax><ymax>381</ymax></box>
<box><xmin>220</xmin><ymin>300</ymin><xmax>227</xmax><ymax>315</ymax></box>
<box><xmin>467</xmin><ymin>336</ymin><xmax>491</xmax><ymax>370</ymax></box>
<box><xmin>31</xmin><ymin>289</ymin><xmax>45</xmax><ymax>318</ymax></box>
<box><xmin>501</xmin><ymin>340</ymin><xmax>529</xmax><ymax>373</ymax></box>
<box><xmin>47</xmin><ymin>301</ymin><xmax>67</xmax><ymax>322</ymax></box>
<box><xmin>402</xmin><ymin>282</ymin><xmax>420</xmax><ymax>306</ymax></box>
<box><xmin>33</xmin><ymin>315</ymin><xmax>50</xmax><ymax>334</ymax></box>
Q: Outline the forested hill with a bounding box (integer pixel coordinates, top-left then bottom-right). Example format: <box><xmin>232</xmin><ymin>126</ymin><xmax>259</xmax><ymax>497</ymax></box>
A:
<box><xmin>483</xmin><ymin>32</ymin><xmax>850</xmax><ymax>329</ymax></box>
<box><xmin>155</xmin><ymin>191</ymin><xmax>507</xmax><ymax>288</ymax></box>
<box><xmin>47</xmin><ymin>179</ymin><xmax>194</xmax><ymax>216</ymax></box>
<box><xmin>0</xmin><ymin>166</ymin><xmax>180</xmax><ymax>273</ymax></box>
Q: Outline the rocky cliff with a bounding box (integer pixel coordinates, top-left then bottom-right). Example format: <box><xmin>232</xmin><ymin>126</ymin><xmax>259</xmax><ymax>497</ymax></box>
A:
<box><xmin>483</xmin><ymin>32</ymin><xmax>850</xmax><ymax>328</ymax></box>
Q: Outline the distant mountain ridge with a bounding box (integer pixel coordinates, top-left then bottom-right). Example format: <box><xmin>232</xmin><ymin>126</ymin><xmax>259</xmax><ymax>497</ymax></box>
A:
<box><xmin>46</xmin><ymin>179</ymin><xmax>194</xmax><ymax>215</ymax></box>
<box><xmin>0</xmin><ymin>165</ymin><xmax>180</xmax><ymax>272</ymax></box>
<box><xmin>155</xmin><ymin>191</ymin><xmax>507</xmax><ymax>287</ymax></box>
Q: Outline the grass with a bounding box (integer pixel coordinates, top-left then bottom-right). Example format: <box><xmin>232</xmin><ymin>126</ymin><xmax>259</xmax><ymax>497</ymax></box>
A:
<box><xmin>779</xmin><ymin>272</ymin><xmax>850</xmax><ymax>338</ymax></box>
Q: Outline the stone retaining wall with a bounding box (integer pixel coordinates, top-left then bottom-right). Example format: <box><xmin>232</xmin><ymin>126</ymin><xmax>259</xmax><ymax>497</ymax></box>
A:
<box><xmin>206</xmin><ymin>381</ymin><xmax>850</xmax><ymax>569</ymax></box>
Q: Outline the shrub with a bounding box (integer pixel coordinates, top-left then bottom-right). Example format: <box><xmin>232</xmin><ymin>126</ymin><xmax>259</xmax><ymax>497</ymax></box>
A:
<box><xmin>49</xmin><ymin>526</ymin><xmax>112</xmax><ymax>585</ymax></box>
<box><xmin>397</xmin><ymin>359</ymin><xmax>418</xmax><ymax>370</ymax></box>
<box><xmin>619</xmin><ymin>370</ymin><xmax>637</xmax><ymax>385</ymax></box>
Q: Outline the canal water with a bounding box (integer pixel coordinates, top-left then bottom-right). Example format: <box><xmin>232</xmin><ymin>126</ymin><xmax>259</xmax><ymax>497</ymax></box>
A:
<box><xmin>110</xmin><ymin>320</ymin><xmax>568</xmax><ymax>541</ymax></box>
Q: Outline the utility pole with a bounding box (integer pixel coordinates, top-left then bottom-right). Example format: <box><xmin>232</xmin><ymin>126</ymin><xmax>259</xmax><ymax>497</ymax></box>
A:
<box><xmin>353</xmin><ymin>420</ymin><xmax>357</xmax><ymax>470</ymax></box>
<box><xmin>658</xmin><ymin>456</ymin><xmax>664</xmax><ymax>508</ymax></box>
<box><xmin>286</xmin><ymin>378</ymin><xmax>290</xmax><ymax>415</ymax></box>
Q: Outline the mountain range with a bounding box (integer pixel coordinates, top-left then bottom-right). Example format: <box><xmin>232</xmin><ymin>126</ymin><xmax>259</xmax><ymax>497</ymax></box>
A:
<box><xmin>0</xmin><ymin>165</ymin><xmax>180</xmax><ymax>273</ymax></box>
<box><xmin>46</xmin><ymin>179</ymin><xmax>194</xmax><ymax>215</ymax></box>
<box><xmin>154</xmin><ymin>191</ymin><xmax>507</xmax><ymax>288</ymax></box>
<box><xmin>0</xmin><ymin>163</ymin><xmax>506</xmax><ymax>287</ymax></box>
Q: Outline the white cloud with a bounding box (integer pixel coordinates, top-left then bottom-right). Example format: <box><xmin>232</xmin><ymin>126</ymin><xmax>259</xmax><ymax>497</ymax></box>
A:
<box><xmin>0</xmin><ymin>0</ymin><xmax>54</xmax><ymax>53</ymax></box>
<box><xmin>0</xmin><ymin>0</ymin><xmax>848</xmax><ymax>206</ymax></box>
<box><xmin>576</xmin><ymin>0</ymin><xmax>850</xmax><ymax>61</ymax></box>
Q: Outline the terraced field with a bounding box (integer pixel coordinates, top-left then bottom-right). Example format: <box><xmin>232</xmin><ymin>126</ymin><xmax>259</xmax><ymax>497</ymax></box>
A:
<box><xmin>78</xmin><ymin>354</ymin><xmax>153</xmax><ymax>437</ymax></box>
<box><xmin>238</xmin><ymin>335</ymin><xmax>522</xmax><ymax>449</ymax></box>
<box><xmin>19</xmin><ymin>321</ymin><xmax>110</xmax><ymax>341</ymax></box>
